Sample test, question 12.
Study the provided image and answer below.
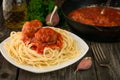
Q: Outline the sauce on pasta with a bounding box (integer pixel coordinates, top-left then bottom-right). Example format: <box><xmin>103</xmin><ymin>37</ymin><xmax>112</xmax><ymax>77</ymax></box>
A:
<box><xmin>68</xmin><ymin>6</ymin><xmax>120</xmax><ymax>27</ymax></box>
<box><xmin>22</xmin><ymin>20</ymin><xmax>63</xmax><ymax>54</ymax></box>
<box><xmin>31</xmin><ymin>28</ymin><xmax>63</xmax><ymax>54</ymax></box>
<box><xmin>5</xmin><ymin>27</ymin><xmax>79</xmax><ymax>67</ymax></box>
<box><xmin>5</xmin><ymin>20</ymin><xmax>80</xmax><ymax>67</ymax></box>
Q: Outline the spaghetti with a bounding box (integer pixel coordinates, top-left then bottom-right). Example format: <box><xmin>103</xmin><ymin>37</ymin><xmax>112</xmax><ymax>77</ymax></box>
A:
<box><xmin>5</xmin><ymin>27</ymin><xmax>80</xmax><ymax>68</ymax></box>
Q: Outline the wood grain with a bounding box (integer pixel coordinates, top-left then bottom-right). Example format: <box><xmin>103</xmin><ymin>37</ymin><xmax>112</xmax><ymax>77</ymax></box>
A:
<box><xmin>0</xmin><ymin>0</ymin><xmax>120</xmax><ymax>80</ymax></box>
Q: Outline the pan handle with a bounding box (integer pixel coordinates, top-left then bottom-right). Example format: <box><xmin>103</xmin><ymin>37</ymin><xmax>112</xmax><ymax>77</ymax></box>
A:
<box><xmin>93</xmin><ymin>27</ymin><xmax>103</xmax><ymax>31</ymax></box>
<box><xmin>93</xmin><ymin>26</ymin><xmax>120</xmax><ymax>32</ymax></box>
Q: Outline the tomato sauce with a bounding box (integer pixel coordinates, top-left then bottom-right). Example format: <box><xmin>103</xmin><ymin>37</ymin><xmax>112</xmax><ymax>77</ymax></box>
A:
<box><xmin>30</xmin><ymin>28</ymin><xmax>63</xmax><ymax>54</ymax></box>
<box><xmin>68</xmin><ymin>6</ymin><xmax>120</xmax><ymax>27</ymax></box>
<box><xmin>22</xmin><ymin>20</ymin><xmax>63</xmax><ymax>54</ymax></box>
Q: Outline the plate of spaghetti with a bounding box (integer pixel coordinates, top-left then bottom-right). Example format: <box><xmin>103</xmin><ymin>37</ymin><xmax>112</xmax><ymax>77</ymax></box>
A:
<box><xmin>0</xmin><ymin>20</ymin><xmax>89</xmax><ymax>73</ymax></box>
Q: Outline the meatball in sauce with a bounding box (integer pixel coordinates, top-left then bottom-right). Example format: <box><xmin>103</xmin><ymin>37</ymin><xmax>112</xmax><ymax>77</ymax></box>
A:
<box><xmin>22</xmin><ymin>20</ymin><xmax>63</xmax><ymax>54</ymax></box>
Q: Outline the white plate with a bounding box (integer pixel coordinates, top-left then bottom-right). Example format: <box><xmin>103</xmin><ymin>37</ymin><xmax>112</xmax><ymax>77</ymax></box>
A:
<box><xmin>0</xmin><ymin>30</ymin><xmax>89</xmax><ymax>73</ymax></box>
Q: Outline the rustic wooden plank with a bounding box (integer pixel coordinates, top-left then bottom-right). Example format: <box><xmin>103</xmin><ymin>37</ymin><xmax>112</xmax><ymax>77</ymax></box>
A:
<box><xmin>18</xmin><ymin>62</ymin><xmax>96</xmax><ymax>80</ymax></box>
<box><xmin>90</xmin><ymin>42</ymin><xmax>120</xmax><ymax>80</ymax></box>
<box><xmin>103</xmin><ymin>43</ymin><xmax>120</xmax><ymax>80</ymax></box>
<box><xmin>17</xmin><ymin>62</ymin><xmax>76</xmax><ymax>80</ymax></box>
<box><xmin>0</xmin><ymin>53</ymin><xmax>18</xmax><ymax>80</ymax></box>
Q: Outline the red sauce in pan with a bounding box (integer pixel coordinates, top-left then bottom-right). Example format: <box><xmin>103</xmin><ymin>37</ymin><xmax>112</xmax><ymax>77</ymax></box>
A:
<box><xmin>68</xmin><ymin>6</ymin><xmax>120</xmax><ymax>27</ymax></box>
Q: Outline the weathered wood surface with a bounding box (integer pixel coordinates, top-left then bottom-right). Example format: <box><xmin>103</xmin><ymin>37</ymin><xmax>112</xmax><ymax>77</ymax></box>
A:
<box><xmin>0</xmin><ymin>0</ymin><xmax>120</xmax><ymax>80</ymax></box>
<box><xmin>0</xmin><ymin>39</ymin><xmax>120</xmax><ymax>80</ymax></box>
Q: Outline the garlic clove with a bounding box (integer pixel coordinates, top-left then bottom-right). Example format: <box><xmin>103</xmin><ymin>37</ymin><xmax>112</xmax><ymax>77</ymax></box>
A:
<box><xmin>74</xmin><ymin>57</ymin><xmax>92</xmax><ymax>74</ymax></box>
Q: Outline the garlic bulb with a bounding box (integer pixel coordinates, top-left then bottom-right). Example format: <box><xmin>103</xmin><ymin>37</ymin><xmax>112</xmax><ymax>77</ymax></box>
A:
<box><xmin>46</xmin><ymin>6</ymin><xmax>59</xmax><ymax>26</ymax></box>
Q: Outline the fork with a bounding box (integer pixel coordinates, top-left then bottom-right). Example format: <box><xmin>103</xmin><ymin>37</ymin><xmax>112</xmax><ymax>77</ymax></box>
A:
<box><xmin>91</xmin><ymin>43</ymin><xmax>117</xmax><ymax>80</ymax></box>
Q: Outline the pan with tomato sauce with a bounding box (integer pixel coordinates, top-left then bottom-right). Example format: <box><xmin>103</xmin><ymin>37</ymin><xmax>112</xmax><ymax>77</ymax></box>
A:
<box><xmin>61</xmin><ymin>0</ymin><xmax>120</xmax><ymax>42</ymax></box>
<box><xmin>68</xmin><ymin>6</ymin><xmax>120</xmax><ymax>27</ymax></box>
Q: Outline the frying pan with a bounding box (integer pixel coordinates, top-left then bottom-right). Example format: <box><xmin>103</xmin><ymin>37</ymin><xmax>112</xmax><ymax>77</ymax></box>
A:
<box><xmin>61</xmin><ymin>0</ymin><xmax>120</xmax><ymax>42</ymax></box>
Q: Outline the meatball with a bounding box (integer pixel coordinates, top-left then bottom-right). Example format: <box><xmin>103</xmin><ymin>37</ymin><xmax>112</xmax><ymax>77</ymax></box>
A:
<box><xmin>22</xmin><ymin>20</ymin><xmax>43</xmax><ymax>43</ymax></box>
<box><xmin>35</xmin><ymin>28</ymin><xmax>58</xmax><ymax>44</ymax></box>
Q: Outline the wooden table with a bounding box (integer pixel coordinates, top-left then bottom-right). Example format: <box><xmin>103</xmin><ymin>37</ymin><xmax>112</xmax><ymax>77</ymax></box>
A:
<box><xmin>0</xmin><ymin>30</ymin><xmax>120</xmax><ymax>80</ymax></box>
<box><xmin>0</xmin><ymin>1</ymin><xmax>120</xmax><ymax>80</ymax></box>
<box><xmin>0</xmin><ymin>27</ymin><xmax>120</xmax><ymax>80</ymax></box>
